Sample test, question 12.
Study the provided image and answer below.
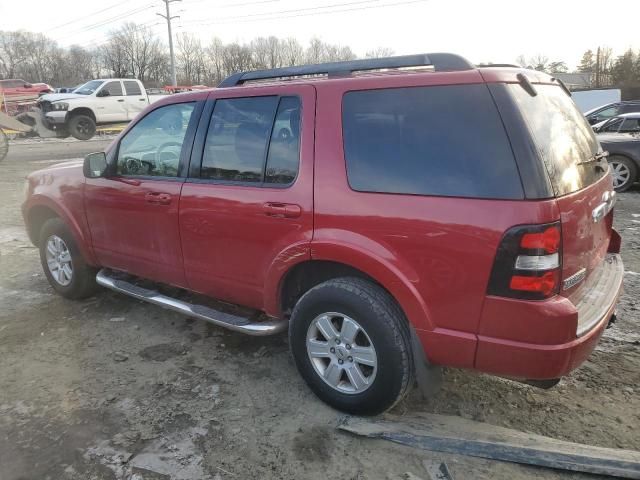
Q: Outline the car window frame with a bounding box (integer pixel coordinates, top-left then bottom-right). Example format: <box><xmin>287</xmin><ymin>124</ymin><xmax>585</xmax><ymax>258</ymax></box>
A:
<box><xmin>187</xmin><ymin>94</ymin><xmax>303</xmax><ymax>189</ymax></box>
<box><xmin>98</xmin><ymin>80</ymin><xmax>124</xmax><ymax>97</ymax></box>
<box><xmin>110</xmin><ymin>100</ymin><xmax>204</xmax><ymax>181</ymax></box>
<box><xmin>123</xmin><ymin>80</ymin><xmax>143</xmax><ymax>96</ymax></box>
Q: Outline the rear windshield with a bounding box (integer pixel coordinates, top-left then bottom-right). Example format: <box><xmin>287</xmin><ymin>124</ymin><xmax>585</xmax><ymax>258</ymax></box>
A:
<box><xmin>508</xmin><ymin>84</ymin><xmax>606</xmax><ymax>196</ymax></box>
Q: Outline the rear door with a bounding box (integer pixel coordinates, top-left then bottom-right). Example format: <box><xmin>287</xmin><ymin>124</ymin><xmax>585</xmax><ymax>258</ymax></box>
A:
<box><xmin>179</xmin><ymin>85</ymin><xmax>315</xmax><ymax>311</ymax></box>
<box><xmin>508</xmin><ymin>83</ymin><xmax>613</xmax><ymax>297</ymax></box>
<box><xmin>123</xmin><ymin>80</ymin><xmax>148</xmax><ymax>121</ymax></box>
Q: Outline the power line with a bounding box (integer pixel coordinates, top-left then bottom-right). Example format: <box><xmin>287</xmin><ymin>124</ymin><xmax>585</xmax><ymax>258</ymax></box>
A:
<box><xmin>181</xmin><ymin>0</ymin><xmax>428</xmax><ymax>27</ymax></box>
<box><xmin>51</xmin><ymin>3</ymin><xmax>156</xmax><ymax>42</ymax></box>
<box><xmin>47</xmin><ymin>0</ymin><xmax>135</xmax><ymax>32</ymax></box>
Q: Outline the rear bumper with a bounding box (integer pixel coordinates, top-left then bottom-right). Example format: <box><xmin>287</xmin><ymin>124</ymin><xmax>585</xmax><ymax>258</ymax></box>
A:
<box><xmin>474</xmin><ymin>253</ymin><xmax>623</xmax><ymax>380</ymax></box>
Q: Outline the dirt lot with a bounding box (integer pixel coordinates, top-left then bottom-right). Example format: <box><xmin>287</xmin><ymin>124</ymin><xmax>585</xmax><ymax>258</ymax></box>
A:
<box><xmin>1</xmin><ymin>138</ymin><xmax>639</xmax><ymax>480</ymax></box>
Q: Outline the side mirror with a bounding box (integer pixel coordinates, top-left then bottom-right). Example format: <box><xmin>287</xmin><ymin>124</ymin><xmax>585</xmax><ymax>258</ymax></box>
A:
<box><xmin>96</xmin><ymin>89</ymin><xmax>110</xmax><ymax>97</ymax></box>
<box><xmin>84</xmin><ymin>152</ymin><xmax>108</xmax><ymax>178</ymax></box>
<box><xmin>24</xmin><ymin>83</ymin><xmax>32</xmax><ymax>88</ymax></box>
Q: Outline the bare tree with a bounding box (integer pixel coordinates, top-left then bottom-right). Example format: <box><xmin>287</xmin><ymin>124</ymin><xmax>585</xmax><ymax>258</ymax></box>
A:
<box><xmin>280</xmin><ymin>37</ymin><xmax>304</xmax><ymax>66</ymax></box>
<box><xmin>365</xmin><ymin>47</ymin><xmax>395</xmax><ymax>58</ymax></box>
<box><xmin>177</xmin><ymin>33</ymin><xmax>205</xmax><ymax>84</ymax></box>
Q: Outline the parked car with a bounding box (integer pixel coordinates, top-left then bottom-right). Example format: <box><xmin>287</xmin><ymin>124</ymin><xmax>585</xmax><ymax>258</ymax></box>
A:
<box><xmin>584</xmin><ymin>100</ymin><xmax>640</xmax><ymax>125</ymax></box>
<box><xmin>37</xmin><ymin>79</ymin><xmax>167</xmax><ymax>140</ymax></box>
<box><xmin>598</xmin><ymin>133</ymin><xmax>640</xmax><ymax>191</ymax></box>
<box><xmin>22</xmin><ymin>55</ymin><xmax>623</xmax><ymax>414</ymax></box>
<box><xmin>592</xmin><ymin>112</ymin><xmax>640</xmax><ymax>134</ymax></box>
<box><xmin>0</xmin><ymin>78</ymin><xmax>53</xmax><ymax>96</ymax></box>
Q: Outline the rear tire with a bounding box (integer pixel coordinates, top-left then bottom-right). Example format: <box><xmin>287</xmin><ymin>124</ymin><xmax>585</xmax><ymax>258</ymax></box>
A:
<box><xmin>68</xmin><ymin>114</ymin><xmax>96</xmax><ymax>141</ymax></box>
<box><xmin>289</xmin><ymin>277</ymin><xmax>413</xmax><ymax>415</ymax></box>
<box><xmin>609</xmin><ymin>155</ymin><xmax>637</xmax><ymax>192</ymax></box>
<box><xmin>39</xmin><ymin>218</ymin><xmax>98</xmax><ymax>299</ymax></box>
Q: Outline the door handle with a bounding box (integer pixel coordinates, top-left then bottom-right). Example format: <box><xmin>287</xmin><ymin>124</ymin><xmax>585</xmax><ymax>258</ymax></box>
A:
<box><xmin>139</xmin><ymin>98</ymin><xmax>146</xmax><ymax>101</ymax></box>
<box><xmin>145</xmin><ymin>192</ymin><xmax>172</xmax><ymax>205</ymax></box>
<box><xmin>117</xmin><ymin>99</ymin><xmax>125</xmax><ymax>102</ymax></box>
<box><xmin>263</xmin><ymin>202</ymin><xmax>301</xmax><ymax>218</ymax></box>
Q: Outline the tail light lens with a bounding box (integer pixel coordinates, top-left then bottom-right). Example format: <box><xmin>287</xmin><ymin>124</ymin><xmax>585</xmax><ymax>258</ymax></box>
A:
<box><xmin>487</xmin><ymin>222</ymin><xmax>562</xmax><ymax>300</ymax></box>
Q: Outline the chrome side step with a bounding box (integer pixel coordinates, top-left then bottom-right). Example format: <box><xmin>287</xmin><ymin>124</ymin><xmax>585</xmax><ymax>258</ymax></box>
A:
<box><xmin>96</xmin><ymin>269</ymin><xmax>287</xmax><ymax>336</ymax></box>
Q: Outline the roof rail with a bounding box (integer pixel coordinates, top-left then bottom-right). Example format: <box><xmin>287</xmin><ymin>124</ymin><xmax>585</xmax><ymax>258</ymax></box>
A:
<box><xmin>218</xmin><ymin>53</ymin><xmax>475</xmax><ymax>88</ymax></box>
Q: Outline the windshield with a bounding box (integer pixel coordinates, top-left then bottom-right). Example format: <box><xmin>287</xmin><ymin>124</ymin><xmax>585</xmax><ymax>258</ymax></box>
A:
<box><xmin>74</xmin><ymin>80</ymin><xmax>103</xmax><ymax>95</ymax></box>
<box><xmin>509</xmin><ymin>83</ymin><xmax>606</xmax><ymax>196</ymax></box>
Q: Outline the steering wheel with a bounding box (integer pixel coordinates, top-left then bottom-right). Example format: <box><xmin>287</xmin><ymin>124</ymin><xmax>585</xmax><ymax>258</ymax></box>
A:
<box><xmin>155</xmin><ymin>141</ymin><xmax>182</xmax><ymax>175</ymax></box>
<box><xmin>123</xmin><ymin>157</ymin><xmax>152</xmax><ymax>175</ymax></box>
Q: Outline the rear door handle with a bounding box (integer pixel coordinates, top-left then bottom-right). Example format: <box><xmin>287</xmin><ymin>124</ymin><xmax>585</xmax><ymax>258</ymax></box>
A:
<box><xmin>117</xmin><ymin>99</ymin><xmax>125</xmax><ymax>102</ymax></box>
<box><xmin>263</xmin><ymin>202</ymin><xmax>301</xmax><ymax>218</ymax></box>
<box><xmin>145</xmin><ymin>192</ymin><xmax>172</xmax><ymax>205</ymax></box>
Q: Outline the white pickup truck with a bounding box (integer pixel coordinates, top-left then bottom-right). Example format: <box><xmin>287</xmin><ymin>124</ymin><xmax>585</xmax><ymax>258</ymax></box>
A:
<box><xmin>37</xmin><ymin>79</ymin><xmax>166</xmax><ymax>140</ymax></box>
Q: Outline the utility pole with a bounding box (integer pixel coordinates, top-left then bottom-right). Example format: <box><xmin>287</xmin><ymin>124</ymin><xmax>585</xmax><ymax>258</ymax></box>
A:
<box><xmin>157</xmin><ymin>0</ymin><xmax>181</xmax><ymax>87</ymax></box>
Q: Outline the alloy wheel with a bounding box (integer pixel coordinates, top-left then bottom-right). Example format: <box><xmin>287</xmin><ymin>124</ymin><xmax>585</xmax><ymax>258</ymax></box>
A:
<box><xmin>45</xmin><ymin>235</ymin><xmax>73</xmax><ymax>286</ymax></box>
<box><xmin>610</xmin><ymin>161</ymin><xmax>631</xmax><ymax>189</ymax></box>
<box><xmin>306</xmin><ymin>312</ymin><xmax>377</xmax><ymax>394</ymax></box>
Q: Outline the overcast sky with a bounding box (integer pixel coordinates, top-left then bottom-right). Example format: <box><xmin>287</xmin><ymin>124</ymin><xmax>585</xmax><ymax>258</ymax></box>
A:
<box><xmin>1</xmin><ymin>0</ymin><xmax>638</xmax><ymax>69</ymax></box>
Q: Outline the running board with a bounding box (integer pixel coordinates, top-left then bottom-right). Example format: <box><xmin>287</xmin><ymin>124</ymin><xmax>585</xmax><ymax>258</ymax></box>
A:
<box><xmin>96</xmin><ymin>269</ymin><xmax>287</xmax><ymax>336</ymax></box>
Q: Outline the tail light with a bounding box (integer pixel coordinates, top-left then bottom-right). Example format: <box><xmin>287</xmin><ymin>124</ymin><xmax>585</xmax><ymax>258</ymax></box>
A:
<box><xmin>487</xmin><ymin>222</ymin><xmax>562</xmax><ymax>300</ymax></box>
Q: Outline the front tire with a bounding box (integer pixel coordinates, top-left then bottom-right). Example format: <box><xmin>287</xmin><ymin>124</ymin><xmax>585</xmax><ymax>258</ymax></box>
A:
<box><xmin>39</xmin><ymin>218</ymin><xmax>98</xmax><ymax>299</ymax></box>
<box><xmin>67</xmin><ymin>114</ymin><xmax>96</xmax><ymax>141</ymax></box>
<box><xmin>609</xmin><ymin>155</ymin><xmax>637</xmax><ymax>192</ymax></box>
<box><xmin>289</xmin><ymin>277</ymin><xmax>413</xmax><ymax>415</ymax></box>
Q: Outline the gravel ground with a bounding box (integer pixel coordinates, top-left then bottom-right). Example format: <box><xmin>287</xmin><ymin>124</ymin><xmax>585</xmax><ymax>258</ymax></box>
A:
<box><xmin>0</xmin><ymin>138</ymin><xmax>639</xmax><ymax>480</ymax></box>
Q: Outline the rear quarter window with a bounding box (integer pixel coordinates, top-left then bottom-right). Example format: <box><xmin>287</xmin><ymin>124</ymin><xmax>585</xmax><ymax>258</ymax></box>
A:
<box><xmin>342</xmin><ymin>84</ymin><xmax>523</xmax><ymax>199</ymax></box>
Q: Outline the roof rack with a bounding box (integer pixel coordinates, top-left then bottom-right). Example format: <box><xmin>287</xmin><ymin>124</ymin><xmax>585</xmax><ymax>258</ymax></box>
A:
<box><xmin>218</xmin><ymin>53</ymin><xmax>475</xmax><ymax>88</ymax></box>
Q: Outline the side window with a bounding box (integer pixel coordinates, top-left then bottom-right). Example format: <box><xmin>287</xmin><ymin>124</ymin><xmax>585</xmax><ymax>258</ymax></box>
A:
<box><xmin>201</xmin><ymin>96</ymin><xmax>278</xmax><ymax>182</ymax></box>
<box><xmin>620</xmin><ymin>118</ymin><xmax>640</xmax><ymax>132</ymax></box>
<box><xmin>117</xmin><ymin>102</ymin><xmax>195</xmax><ymax>177</ymax></box>
<box><xmin>594</xmin><ymin>106</ymin><xmax>618</xmax><ymax>121</ymax></box>
<box><xmin>124</xmin><ymin>80</ymin><xmax>142</xmax><ymax>96</ymax></box>
<box><xmin>265</xmin><ymin>96</ymin><xmax>301</xmax><ymax>184</ymax></box>
<box><xmin>342</xmin><ymin>85</ymin><xmax>522</xmax><ymax>199</ymax></box>
<box><xmin>103</xmin><ymin>81</ymin><xmax>123</xmax><ymax>96</ymax></box>
<box><xmin>602</xmin><ymin>118</ymin><xmax>623</xmax><ymax>132</ymax></box>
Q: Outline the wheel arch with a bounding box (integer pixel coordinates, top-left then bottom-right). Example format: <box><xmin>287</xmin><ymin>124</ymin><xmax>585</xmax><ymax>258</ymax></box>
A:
<box><xmin>24</xmin><ymin>196</ymin><xmax>97</xmax><ymax>265</ymax></box>
<box><xmin>269</xmin><ymin>239</ymin><xmax>434</xmax><ymax>332</ymax></box>
<box><xmin>67</xmin><ymin>107</ymin><xmax>96</xmax><ymax>123</ymax></box>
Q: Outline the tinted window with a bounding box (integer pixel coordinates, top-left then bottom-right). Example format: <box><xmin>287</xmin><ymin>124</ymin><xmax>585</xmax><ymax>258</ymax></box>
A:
<box><xmin>103</xmin><ymin>81</ymin><xmax>123</xmax><ymax>96</ymax></box>
<box><xmin>265</xmin><ymin>97</ymin><xmax>301</xmax><ymax>184</ymax></box>
<box><xmin>620</xmin><ymin>118</ymin><xmax>640</xmax><ymax>132</ymax></box>
<box><xmin>602</xmin><ymin>118</ymin><xmax>623</xmax><ymax>132</ymax></box>
<box><xmin>342</xmin><ymin>85</ymin><xmax>523</xmax><ymax>199</ymax></box>
<box><xmin>509</xmin><ymin>84</ymin><xmax>606</xmax><ymax>196</ymax></box>
<box><xmin>201</xmin><ymin>96</ymin><xmax>278</xmax><ymax>182</ymax></box>
<box><xmin>124</xmin><ymin>80</ymin><xmax>142</xmax><ymax>96</ymax></box>
<box><xmin>593</xmin><ymin>106</ymin><xmax>618</xmax><ymax>120</ymax></box>
<box><xmin>117</xmin><ymin>103</ymin><xmax>195</xmax><ymax>177</ymax></box>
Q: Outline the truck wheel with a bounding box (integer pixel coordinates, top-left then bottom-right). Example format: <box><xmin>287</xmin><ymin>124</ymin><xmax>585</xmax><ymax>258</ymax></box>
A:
<box><xmin>289</xmin><ymin>277</ymin><xmax>414</xmax><ymax>415</ymax></box>
<box><xmin>68</xmin><ymin>114</ymin><xmax>96</xmax><ymax>141</ymax></box>
<box><xmin>39</xmin><ymin>218</ymin><xmax>98</xmax><ymax>299</ymax></box>
<box><xmin>0</xmin><ymin>129</ymin><xmax>7</xmax><ymax>162</ymax></box>
<box><xmin>609</xmin><ymin>155</ymin><xmax>637</xmax><ymax>192</ymax></box>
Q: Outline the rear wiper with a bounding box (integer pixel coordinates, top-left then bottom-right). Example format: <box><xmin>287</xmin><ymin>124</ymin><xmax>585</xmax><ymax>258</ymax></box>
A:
<box><xmin>576</xmin><ymin>151</ymin><xmax>608</xmax><ymax>166</ymax></box>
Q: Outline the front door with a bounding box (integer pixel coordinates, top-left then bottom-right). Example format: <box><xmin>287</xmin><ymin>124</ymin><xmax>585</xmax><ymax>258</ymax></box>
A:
<box><xmin>95</xmin><ymin>80</ymin><xmax>128</xmax><ymax>122</ymax></box>
<box><xmin>85</xmin><ymin>100</ymin><xmax>201</xmax><ymax>287</ymax></box>
<box><xmin>179</xmin><ymin>86</ymin><xmax>315</xmax><ymax>310</ymax></box>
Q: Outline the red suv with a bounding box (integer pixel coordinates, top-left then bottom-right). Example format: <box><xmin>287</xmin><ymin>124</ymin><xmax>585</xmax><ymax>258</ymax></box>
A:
<box><xmin>22</xmin><ymin>54</ymin><xmax>623</xmax><ymax>414</ymax></box>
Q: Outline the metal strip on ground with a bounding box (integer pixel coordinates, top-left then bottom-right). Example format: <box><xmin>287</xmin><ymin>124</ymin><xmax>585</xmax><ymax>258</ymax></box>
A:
<box><xmin>338</xmin><ymin>414</ymin><xmax>640</xmax><ymax>479</ymax></box>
